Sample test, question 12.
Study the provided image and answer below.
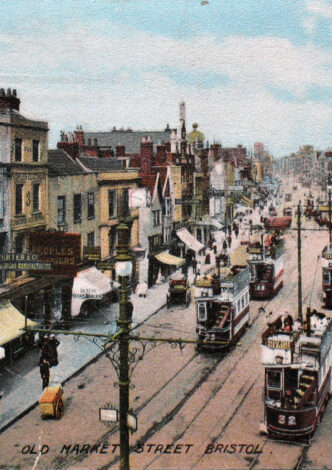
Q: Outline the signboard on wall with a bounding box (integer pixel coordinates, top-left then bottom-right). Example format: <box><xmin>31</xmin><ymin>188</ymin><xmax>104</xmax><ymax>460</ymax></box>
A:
<box><xmin>83</xmin><ymin>246</ymin><xmax>101</xmax><ymax>262</ymax></box>
<box><xmin>29</xmin><ymin>232</ymin><xmax>81</xmax><ymax>277</ymax></box>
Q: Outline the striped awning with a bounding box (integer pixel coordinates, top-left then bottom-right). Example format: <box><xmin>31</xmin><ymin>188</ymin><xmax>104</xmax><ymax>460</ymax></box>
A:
<box><xmin>176</xmin><ymin>228</ymin><xmax>205</xmax><ymax>253</ymax></box>
<box><xmin>0</xmin><ymin>299</ymin><xmax>36</xmax><ymax>346</ymax></box>
<box><xmin>240</xmin><ymin>195</ymin><xmax>254</xmax><ymax>208</ymax></box>
<box><xmin>155</xmin><ymin>251</ymin><xmax>185</xmax><ymax>267</ymax></box>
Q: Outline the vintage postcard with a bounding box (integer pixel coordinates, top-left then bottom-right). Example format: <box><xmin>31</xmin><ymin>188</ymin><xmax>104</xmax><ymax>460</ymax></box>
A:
<box><xmin>1</xmin><ymin>1</ymin><xmax>332</xmax><ymax>469</ymax></box>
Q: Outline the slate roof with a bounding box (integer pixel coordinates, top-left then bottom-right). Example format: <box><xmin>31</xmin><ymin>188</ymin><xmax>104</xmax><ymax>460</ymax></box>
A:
<box><xmin>84</xmin><ymin>129</ymin><xmax>173</xmax><ymax>154</ymax></box>
<box><xmin>78</xmin><ymin>156</ymin><xmax>124</xmax><ymax>172</ymax></box>
<box><xmin>48</xmin><ymin>149</ymin><xmax>85</xmax><ymax>176</ymax></box>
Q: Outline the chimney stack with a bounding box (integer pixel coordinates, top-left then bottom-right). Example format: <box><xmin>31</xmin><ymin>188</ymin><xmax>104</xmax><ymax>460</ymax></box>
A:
<box><xmin>0</xmin><ymin>87</ymin><xmax>20</xmax><ymax>111</ymax></box>
<box><xmin>140</xmin><ymin>136</ymin><xmax>153</xmax><ymax>175</ymax></box>
<box><xmin>116</xmin><ymin>145</ymin><xmax>126</xmax><ymax>157</ymax></box>
<box><xmin>74</xmin><ymin>125</ymin><xmax>85</xmax><ymax>146</ymax></box>
<box><xmin>156</xmin><ymin>144</ymin><xmax>166</xmax><ymax>163</ymax></box>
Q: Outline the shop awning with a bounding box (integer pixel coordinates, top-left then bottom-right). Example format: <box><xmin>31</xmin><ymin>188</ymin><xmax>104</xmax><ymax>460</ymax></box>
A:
<box><xmin>176</xmin><ymin>228</ymin><xmax>205</xmax><ymax>253</ymax></box>
<box><xmin>0</xmin><ymin>299</ymin><xmax>36</xmax><ymax>346</ymax></box>
<box><xmin>155</xmin><ymin>251</ymin><xmax>185</xmax><ymax>267</ymax></box>
<box><xmin>71</xmin><ymin>267</ymin><xmax>112</xmax><ymax>317</ymax></box>
<box><xmin>240</xmin><ymin>195</ymin><xmax>254</xmax><ymax>208</ymax></box>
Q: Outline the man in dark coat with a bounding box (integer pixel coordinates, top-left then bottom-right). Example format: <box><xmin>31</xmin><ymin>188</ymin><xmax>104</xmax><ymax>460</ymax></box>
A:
<box><xmin>39</xmin><ymin>358</ymin><xmax>50</xmax><ymax>389</ymax></box>
<box><xmin>48</xmin><ymin>335</ymin><xmax>60</xmax><ymax>367</ymax></box>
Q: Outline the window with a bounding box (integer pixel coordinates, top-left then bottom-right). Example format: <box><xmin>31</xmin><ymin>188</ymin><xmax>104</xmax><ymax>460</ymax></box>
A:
<box><xmin>57</xmin><ymin>196</ymin><xmax>66</xmax><ymax>224</ymax></box>
<box><xmin>122</xmin><ymin>188</ymin><xmax>130</xmax><ymax>217</ymax></box>
<box><xmin>87</xmin><ymin>232</ymin><xmax>95</xmax><ymax>247</ymax></box>
<box><xmin>164</xmin><ymin>198</ymin><xmax>171</xmax><ymax>216</ymax></box>
<box><xmin>73</xmin><ymin>194</ymin><xmax>82</xmax><ymax>223</ymax></box>
<box><xmin>87</xmin><ymin>192</ymin><xmax>95</xmax><ymax>219</ymax></box>
<box><xmin>32</xmin><ymin>184</ymin><xmax>39</xmax><ymax>212</ymax></box>
<box><xmin>198</xmin><ymin>302</ymin><xmax>207</xmax><ymax>321</ymax></box>
<box><xmin>109</xmin><ymin>228</ymin><xmax>117</xmax><ymax>256</ymax></box>
<box><xmin>153</xmin><ymin>210</ymin><xmax>161</xmax><ymax>227</ymax></box>
<box><xmin>108</xmin><ymin>190</ymin><xmax>117</xmax><ymax>218</ymax></box>
<box><xmin>32</xmin><ymin>140</ymin><xmax>39</xmax><ymax>162</ymax></box>
<box><xmin>15</xmin><ymin>184</ymin><xmax>23</xmax><ymax>214</ymax></box>
<box><xmin>15</xmin><ymin>138</ymin><xmax>22</xmax><ymax>162</ymax></box>
<box><xmin>0</xmin><ymin>183</ymin><xmax>4</xmax><ymax>219</ymax></box>
<box><xmin>267</xmin><ymin>370</ymin><xmax>281</xmax><ymax>389</ymax></box>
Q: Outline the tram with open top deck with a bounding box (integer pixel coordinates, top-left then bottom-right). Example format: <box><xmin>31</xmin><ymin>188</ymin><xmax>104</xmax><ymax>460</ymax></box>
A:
<box><xmin>261</xmin><ymin>308</ymin><xmax>332</xmax><ymax>438</ymax></box>
<box><xmin>247</xmin><ymin>233</ymin><xmax>284</xmax><ymax>299</ymax></box>
<box><xmin>322</xmin><ymin>245</ymin><xmax>332</xmax><ymax>309</ymax></box>
<box><xmin>195</xmin><ymin>246</ymin><xmax>250</xmax><ymax>351</ymax></box>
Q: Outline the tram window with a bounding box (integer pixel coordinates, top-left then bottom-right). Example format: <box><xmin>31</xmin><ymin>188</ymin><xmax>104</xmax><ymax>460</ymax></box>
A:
<box><xmin>323</xmin><ymin>271</ymin><xmax>331</xmax><ymax>284</ymax></box>
<box><xmin>198</xmin><ymin>303</ymin><xmax>207</xmax><ymax>321</ymax></box>
<box><xmin>241</xmin><ymin>297</ymin><xmax>244</xmax><ymax>309</ymax></box>
<box><xmin>267</xmin><ymin>370</ymin><xmax>281</xmax><ymax>389</ymax></box>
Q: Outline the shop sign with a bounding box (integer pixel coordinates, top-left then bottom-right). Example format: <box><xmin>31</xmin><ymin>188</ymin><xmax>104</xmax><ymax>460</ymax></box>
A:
<box><xmin>267</xmin><ymin>339</ymin><xmax>291</xmax><ymax>350</ymax></box>
<box><xmin>248</xmin><ymin>247</ymin><xmax>261</xmax><ymax>254</ymax></box>
<box><xmin>83</xmin><ymin>246</ymin><xmax>101</xmax><ymax>262</ymax></box>
<box><xmin>12</xmin><ymin>172</ymin><xmax>46</xmax><ymax>182</ymax></box>
<box><xmin>96</xmin><ymin>262</ymin><xmax>113</xmax><ymax>270</ymax></box>
<box><xmin>0</xmin><ymin>252</ymin><xmax>52</xmax><ymax>271</ymax></box>
<box><xmin>29</xmin><ymin>232</ymin><xmax>81</xmax><ymax>277</ymax></box>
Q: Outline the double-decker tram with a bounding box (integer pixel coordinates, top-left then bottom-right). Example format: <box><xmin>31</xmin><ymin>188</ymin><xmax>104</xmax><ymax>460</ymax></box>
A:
<box><xmin>247</xmin><ymin>232</ymin><xmax>284</xmax><ymax>299</ymax></box>
<box><xmin>195</xmin><ymin>246</ymin><xmax>250</xmax><ymax>351</ymax></box>
<box><xmin>261</xmin><ymin>308</ymin><xmax>332</xmax><ymax>438</ymax></box>
<box><xmin>322</xmin><ymin>244</ymin><xmax>332</xmax><ymax>309</ymax></box>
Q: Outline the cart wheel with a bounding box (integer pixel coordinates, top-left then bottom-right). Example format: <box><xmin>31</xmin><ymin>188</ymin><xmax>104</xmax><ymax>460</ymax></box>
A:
<box><xmin>55</xmin><ymin>398</ymin><xmax>64</xmax><ymax>420</ymax></box>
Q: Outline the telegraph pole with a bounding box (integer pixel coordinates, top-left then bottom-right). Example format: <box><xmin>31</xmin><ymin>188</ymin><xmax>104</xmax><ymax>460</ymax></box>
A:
<box><xmin>297</xmin><ymin>202</ymin><xmax>303</xmax><ymax>323</ymax></box>
<box><xmin>115</xmin><ymin>222</ymin><xmax>132</xmax><ymax>470</ymax></box>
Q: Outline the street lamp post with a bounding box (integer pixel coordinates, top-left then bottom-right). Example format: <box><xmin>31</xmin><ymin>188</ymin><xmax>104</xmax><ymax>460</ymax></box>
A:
<box><xmin>115</xmin><ymin>222</ymin><xmax>133</xmax><ymax>470</ymax></box>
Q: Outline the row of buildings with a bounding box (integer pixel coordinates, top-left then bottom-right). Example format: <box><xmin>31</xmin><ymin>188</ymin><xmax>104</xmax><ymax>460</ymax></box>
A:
<box><xmin>274</xmin><ymin>145</ymin><xmax>332</xmax><ymax>192</ymax></box>
<box><xmin>0</xmin><ymin>88</ymin><xmax>274</xmax><ymax>360</ymax></box>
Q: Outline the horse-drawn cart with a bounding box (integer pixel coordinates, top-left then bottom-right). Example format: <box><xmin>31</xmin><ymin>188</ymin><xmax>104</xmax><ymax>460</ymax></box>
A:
<box><xmin>166</xmin><ymin>273</ymin><xmax>191</xmax><ymax>308</ymax></box>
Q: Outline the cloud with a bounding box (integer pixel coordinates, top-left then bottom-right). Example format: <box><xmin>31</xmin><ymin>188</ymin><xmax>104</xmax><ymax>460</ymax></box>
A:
<box><xmin>1</xmin><ymin>23</ymin><xmax>332</xmax><ymax>156</ymax></box>
<box><xmin>306</xmin><ymin>0</ymin><xmax>332</xmax><ymax>18</ymax></box>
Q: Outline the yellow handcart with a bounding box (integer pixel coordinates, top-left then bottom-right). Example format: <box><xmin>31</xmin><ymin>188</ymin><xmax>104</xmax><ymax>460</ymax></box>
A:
<box><xmin>39</xmin><ymin>385</ymin><xmax>64</xmax><ymax>420</ymax></box>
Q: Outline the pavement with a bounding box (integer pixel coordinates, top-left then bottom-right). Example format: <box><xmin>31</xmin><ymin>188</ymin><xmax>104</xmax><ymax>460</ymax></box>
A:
<box><xmin>0</xmin><ymin>222</ymin><xmax>247</xmax><ymax>433</ymax></box>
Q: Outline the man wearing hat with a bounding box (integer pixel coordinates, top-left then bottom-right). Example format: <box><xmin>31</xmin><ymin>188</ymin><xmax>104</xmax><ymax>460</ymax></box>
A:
<box><xmin>48</xmin><ymin>335</ymin><xmax>60</xmax><ymax>367</ymax></box>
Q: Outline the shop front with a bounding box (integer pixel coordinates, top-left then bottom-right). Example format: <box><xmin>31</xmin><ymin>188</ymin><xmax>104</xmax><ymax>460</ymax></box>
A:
<box><xmin>0</xmin><ymin>299</ymin><xmax>36</xmax><ymax>365</ymax></box>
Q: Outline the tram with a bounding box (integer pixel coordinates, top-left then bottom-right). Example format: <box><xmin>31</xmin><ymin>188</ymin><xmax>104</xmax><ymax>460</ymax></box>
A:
<box><xmin>248</xmin><ymin>233</ymin><xmax>284</xmax><ymax>299</ymax></box>
<box><xmin>195</xmin><ymin>246</ymin><xmax>250</xmax><ymax>351</ymax></box>
<box><xmin>322</xmin><ymin>245</ymin><xmax>332</xmax><ymax>308</ymax></box>
<box><xmin>261</xmin><ymin>308</ymin><xmax>332</xmax><ymax>438</ymax></box>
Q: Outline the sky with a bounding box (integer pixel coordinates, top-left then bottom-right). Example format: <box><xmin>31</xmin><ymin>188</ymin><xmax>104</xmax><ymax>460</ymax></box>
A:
<box><xmin>1</xmin><ymin>0</ymin><xmax>332</xmax><ymax>157</ymax></box>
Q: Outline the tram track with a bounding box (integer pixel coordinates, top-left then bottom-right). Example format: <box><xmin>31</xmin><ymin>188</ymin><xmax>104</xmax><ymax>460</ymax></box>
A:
<box><xmin>55</xmin><ymin>218</ymin><xmax>325</xmax><ymax>470</ymax></box>
<box><xmin>138</xmin><ymin>229</ymin><xmax>320</xmax><ymax>470</ymax></box>
<box><xmin>122</xmin><ymin>233</ymin><xmax>309</xmax><ymax>469</ymax></box>
<box><xmin>53</xmin><ymin>348</ymin><xmax>222</xmax><ymax>469</ymax></box>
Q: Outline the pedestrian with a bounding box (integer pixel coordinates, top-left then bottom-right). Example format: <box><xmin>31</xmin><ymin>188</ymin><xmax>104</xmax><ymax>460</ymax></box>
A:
<box><xmin>39</xmin><ymin>336</ymin><xmax>50</xmax><ymax>362</ymax></box>
<box><xmin>39</xmin><ymin>357</ymin><xmax>50</xmax><ymax>390</ymax></box>
<box><xmin>205</xmin><ymin>253</ymin><xmax>211</xmax><ymax>264</ymax></box>
<box><xmin>234</xmin><ymin>224</ymin><xmax>239</xmax><ymax>238</ymax></box>
<box><xmin>223</xmin><ymin>239</ymin><xmax>228</xmax><ymax>252</ymax></box>
<box><xmin>192</xmin><ymin>258</ymin><xmax>197</xmax><ymax>274</ymax></box>
<box><xmin>227</xmin><ymin>234</ymin><xmax>232</xmax><ymax>247</ymax></box>
<box><xmin>48</xmin><ymin>335</ymin><xmax>60</xmax><ymax>367</ymax></box>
